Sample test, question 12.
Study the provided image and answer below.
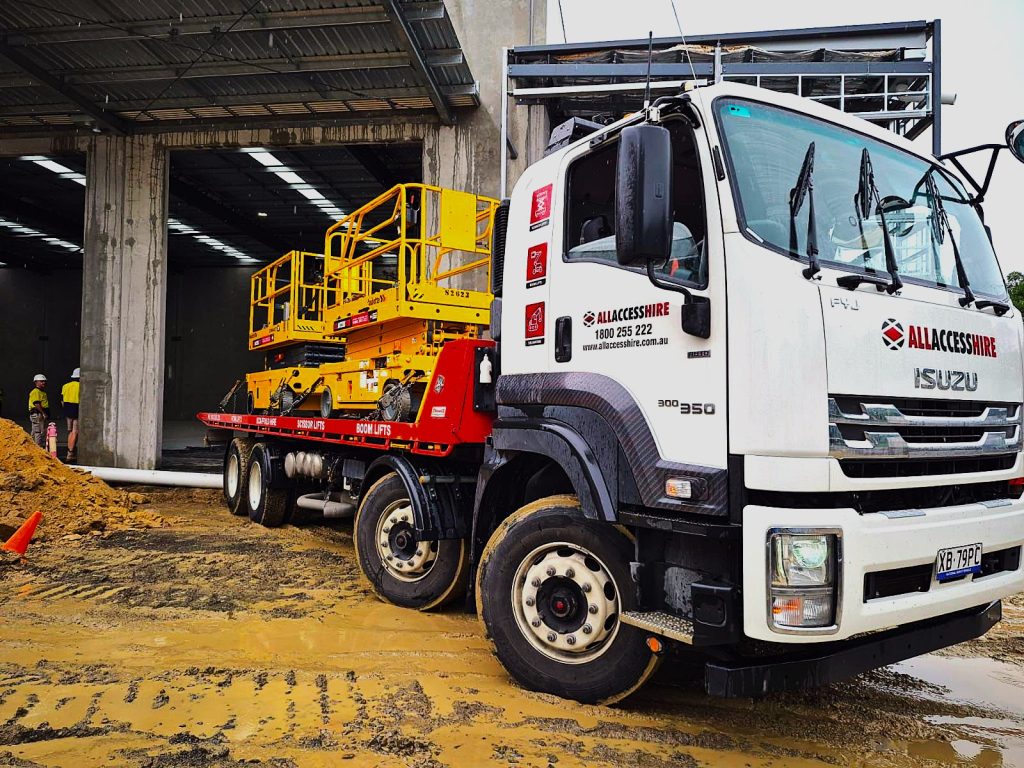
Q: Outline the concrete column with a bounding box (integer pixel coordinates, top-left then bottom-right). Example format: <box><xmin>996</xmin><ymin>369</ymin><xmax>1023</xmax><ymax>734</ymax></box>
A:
<box><xmin>80</xmin><ymin>135</ymin><xmax>169</xmax><ymax>469</ymax></box>
<box><xmin>425</xmin><ymin>0</ymin><xmax>547</xmax><ymax>199</ymax></box>
<box><xmin>424</xmin><ymin>0</ymin><xmax>547</xmax><ymax>291</ymax></box>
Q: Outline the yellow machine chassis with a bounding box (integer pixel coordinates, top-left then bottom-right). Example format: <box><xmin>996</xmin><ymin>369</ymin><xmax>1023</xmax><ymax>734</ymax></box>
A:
<box><xmin>246</xmin><ymin>367</ymin><xmax>324</xmax><ymax>413</ymax></box>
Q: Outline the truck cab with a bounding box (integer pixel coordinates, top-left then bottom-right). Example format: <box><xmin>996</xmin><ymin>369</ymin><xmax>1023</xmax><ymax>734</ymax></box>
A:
<box><xmin>476</xmin><ymin>82</ymin><xmax>1024</xmax><ymax>700</ymax></box>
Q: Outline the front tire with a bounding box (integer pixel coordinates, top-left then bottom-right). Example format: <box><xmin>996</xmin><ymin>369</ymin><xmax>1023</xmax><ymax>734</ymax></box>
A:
<box><xmin>223</xmin><ymin>437</ymin><xmax>254</xmax><ymax>516</ymax></box>
<box><xmin>476</xmin><ymin>496</ymin><xmax>659</xmax><ymax>705</ymax></box>
<box><xmin>354</xmin><ymin>472</ymin><xmax>468</xmax><ymax>610</ymax></box>
<box><xmin>246</xmin><ymin>443</ymin><xmax>289</xmax><ymax>527</ymax></box>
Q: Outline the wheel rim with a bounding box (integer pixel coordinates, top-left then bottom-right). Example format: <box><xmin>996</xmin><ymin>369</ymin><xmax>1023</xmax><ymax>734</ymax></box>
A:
<box><xmin>248</xmin><ymin>459</ymin><xmax>263</xmax><ymax>512</ymax></box>
<box><xmin>511</xmin><ymin>543</ymin><xmax>620</xmax><ymax>664</ymax></box>
<box><xmin>226</xmin><ymin>452</ymin><xmax>240</xmax><ymax>498</ymax></box>
<box><xmin>374</xmin><ymin>500</ymin><xmax>437</xmax><ymax>582</ymax></box>
<box><xmin>320</xmin><ymin>387</ymin><xmax>333</xmax><ymax>419</ymax></box>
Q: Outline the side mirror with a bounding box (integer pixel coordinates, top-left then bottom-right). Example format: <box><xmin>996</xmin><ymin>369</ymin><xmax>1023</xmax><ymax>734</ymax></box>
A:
<box><xmin>681</xmin><ymin>295</ymin><xmax>711</xmax><ymax>339</ymax></box>
<box><xmin>1007</xmin><ymin>120</ymin><xmax>1024</xmax><ymax>163</ymax></box>
<box><xmin>615</xmin><ymin>124</ymin><xmax>673</xmax><ymax>266</ymax></box>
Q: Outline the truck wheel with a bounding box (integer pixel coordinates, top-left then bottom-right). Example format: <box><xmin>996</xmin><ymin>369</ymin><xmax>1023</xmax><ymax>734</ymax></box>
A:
<box><xmin>320</xmin><ymin>387</ymin><xmax>336</xmax><ymax>419</ymax></box>
<box><xmin>246</xmin><ymin>443</ymin><xmax>289</xmax><ymax>527</ymax></box>
<box><xmin>223</xmin><ymin>437</ymin><xmax>254</xmax><ymax>516</ymax></box>
<box><xmin>378</xmin><ymin>381</ymin><xmax>412</xmax><ymax>422</ymax></box>
<box><xmin>476</xmin><ymin>496</ymin><xmax>660</xmax><ymax>705</ymax></box>
<box><xmin>354</xmin><ymin>472</ymin><xmax>468</xmax><ymax>610</ymax></box>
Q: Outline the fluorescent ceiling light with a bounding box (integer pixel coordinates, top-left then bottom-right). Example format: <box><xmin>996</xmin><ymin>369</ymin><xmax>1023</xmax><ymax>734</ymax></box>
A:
<box><xmin>34</xmin><ymin>159</ymin><xmax>75</xmax><ymax>175</ymax></box>
<box><xmin>275</xmin><ymin>171</ymin><xmax>305</xmax><ymax>185</ymax></box>
<box><xmin>247</xmin><ymin>151</ymin><xmax>282</xmax><ymax>167</ymax></box>
<box><xmin>298</xmin><ymin>187</ymin><xmax>324</xmax><ymax>200</ymax></box>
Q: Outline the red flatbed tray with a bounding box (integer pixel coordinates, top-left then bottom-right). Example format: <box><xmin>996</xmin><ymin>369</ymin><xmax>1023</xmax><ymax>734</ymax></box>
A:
<box><xmin>198</xmin><ymin>339</ymin><xmax>495</xmax><ymax>458</ymax></box>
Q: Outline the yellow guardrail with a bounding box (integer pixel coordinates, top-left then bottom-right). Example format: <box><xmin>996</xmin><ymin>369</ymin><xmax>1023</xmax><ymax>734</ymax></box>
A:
<box><xmin>248</xmin><ymin>250</ymin><xmax>332</xmax><ymax>350</ymax></box>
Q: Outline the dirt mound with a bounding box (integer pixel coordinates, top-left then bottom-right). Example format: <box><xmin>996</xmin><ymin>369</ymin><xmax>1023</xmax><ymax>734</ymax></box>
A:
<box><xmin>0</xmin><ymin>418</ymin><xmax>163</xmax><ymax>541</ymax></box>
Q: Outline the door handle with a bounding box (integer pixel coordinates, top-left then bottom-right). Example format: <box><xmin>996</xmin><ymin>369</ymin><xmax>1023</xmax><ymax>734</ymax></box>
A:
<box><xmin>555</xmin><ymin>316</ymin><xmax>572</xmax><ymax>363</ymax></box>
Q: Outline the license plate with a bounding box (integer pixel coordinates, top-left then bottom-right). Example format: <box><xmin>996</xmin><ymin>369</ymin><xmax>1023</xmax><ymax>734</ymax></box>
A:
<box><xmin>935</xmin><ymin>543</ymin><xmax>983</xmax><ymax>581</ymax></box>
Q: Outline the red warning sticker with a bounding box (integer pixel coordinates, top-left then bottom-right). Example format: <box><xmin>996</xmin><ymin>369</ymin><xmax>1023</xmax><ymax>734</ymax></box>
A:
<box><xmin>525</xmin><ymin>301</ymin><xmax>545</xmax><ymax>346</ymax></box>
<box><xmin>530</xmin><ymin>184</ymin><xmax>553</xmax><ymax>230</ymax></box>
<box><xmin>526</xmin><ymin>243</ymin><xmax>547</xmax><ymax>288</ymax></box>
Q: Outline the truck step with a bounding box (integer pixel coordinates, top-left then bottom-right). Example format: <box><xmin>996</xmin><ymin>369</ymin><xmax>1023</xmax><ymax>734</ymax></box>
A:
<box><xmin>620</xmin><ymin>611</ymin><xmax>695</xmax><ymax>644</ymax></box>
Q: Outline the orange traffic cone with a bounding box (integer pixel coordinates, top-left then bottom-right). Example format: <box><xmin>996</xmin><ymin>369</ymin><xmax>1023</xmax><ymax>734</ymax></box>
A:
<box><xmin>2</xmin><ymin>511</ymin><xmax>42</xmax><ymax>557</ymax></box>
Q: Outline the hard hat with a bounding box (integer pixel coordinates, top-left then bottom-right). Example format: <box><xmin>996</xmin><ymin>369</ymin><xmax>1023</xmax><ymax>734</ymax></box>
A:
<box><xmin>72</xmin><ymin>368</ymin><xmax>81</xmax><ymax>379</ymax></box>
<box><xmin>33</xmin><ymin>374</ymin><xmax>47</xmax><ymax>383</ymax></box>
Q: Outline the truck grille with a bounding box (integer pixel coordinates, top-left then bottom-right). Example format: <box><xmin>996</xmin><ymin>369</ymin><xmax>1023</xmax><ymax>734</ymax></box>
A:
<box><xmin>829</xmin><ymin>396</ymin><xmax>1022</xmax><ymax>477</ymax></box>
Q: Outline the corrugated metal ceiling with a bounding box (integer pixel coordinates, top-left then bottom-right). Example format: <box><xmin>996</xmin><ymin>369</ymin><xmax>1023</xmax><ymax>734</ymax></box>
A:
<box><xmin>0</xmin><ymin>0</ymin><xmax>477</xmax><ymax>133</ymax></box>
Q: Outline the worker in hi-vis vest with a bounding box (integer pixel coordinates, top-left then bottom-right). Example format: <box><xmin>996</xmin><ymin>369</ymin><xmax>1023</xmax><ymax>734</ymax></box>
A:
<box><xmin>62</xmin><ymin>368</ymin><xmax>80</xmax><ymax>462</ymax></box>
<box><xmin>27</xmin><ymin>374</ymin><xmax>49</xmax><ymax>449</ymax></box>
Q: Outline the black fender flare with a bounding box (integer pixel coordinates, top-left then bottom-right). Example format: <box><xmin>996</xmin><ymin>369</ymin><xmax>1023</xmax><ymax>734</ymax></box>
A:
<box><xmin>488</xmin><ymin>418</ymin><xmax>616</xmax><ymax>522</ymax></box>
<box><xmin>363</xmin><ymin>454</ymin><xmax>466</xmax><ymax>541</ymax></box>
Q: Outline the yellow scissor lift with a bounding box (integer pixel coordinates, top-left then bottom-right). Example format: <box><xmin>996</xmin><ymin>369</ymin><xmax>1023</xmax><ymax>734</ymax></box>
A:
<box><xmin>245</xmin><ymin>250</ymin><xmax>344</xmax><ymax>414</ymax></box>
<box><xmin>318</xmin><ymin>183</ymin><xmax>497</xmax><ymax>421</ymax></box>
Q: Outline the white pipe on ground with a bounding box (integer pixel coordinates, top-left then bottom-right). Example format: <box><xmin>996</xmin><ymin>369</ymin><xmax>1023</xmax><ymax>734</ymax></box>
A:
<box><xmin>75</xmin><ymin>466</ymin><xmax>222</xmax><ymax>489</ymax></box>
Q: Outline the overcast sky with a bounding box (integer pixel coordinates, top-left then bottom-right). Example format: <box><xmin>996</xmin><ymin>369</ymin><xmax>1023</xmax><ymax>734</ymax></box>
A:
<box><xmin>546</xmin><ymin>0</ymin><xmax>1024</xmax><ymax>275</ymax></box>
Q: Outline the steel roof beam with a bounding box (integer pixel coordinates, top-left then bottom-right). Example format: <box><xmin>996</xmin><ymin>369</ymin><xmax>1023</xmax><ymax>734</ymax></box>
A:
<box><xmin>169</xmin><ymin>172</ymin><xmax>289</xmax><ymax>256</ymax></box>
<box><xmin>0</xmin><ymin>50</ymin><xmax>464</xmax><ymax>89</ymax></box>
<box><xmin>6</xmin><ymin>5</ymin><xmax>446</xmax><ymax>45</ymax></box>
<box><xmin>0</xmin><ymin>83</ymin><xmax>479</xmax><ymax>117</ymax></box>
<box><xmin>345</xmin><ymin>146</ymin><xmax>401</xmax><ymax>189</ymax></box>
<box><xmin>0</xmin><ymin>36</ymin><xmax>133</xmax><ymax>135</ymax></box>
<box><xmin>508</xmin><ymin>61</ymin><xmax>929</xmax><ymax>79</ymax></box>
<box><xmin>382</xmin><ymin>0</ymin><xmax>454</xmax><ymax>125</ymax></box>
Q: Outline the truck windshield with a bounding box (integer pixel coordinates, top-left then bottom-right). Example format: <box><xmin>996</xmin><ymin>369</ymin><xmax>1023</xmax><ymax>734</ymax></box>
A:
<box><xmin>714</xmin><ymin>98</ymin><xmax>1008</xmax><ymax>300</ymax></box>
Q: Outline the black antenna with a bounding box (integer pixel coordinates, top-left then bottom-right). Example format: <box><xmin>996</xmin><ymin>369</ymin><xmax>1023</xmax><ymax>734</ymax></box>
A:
<box><xmin>643</xmin><ymin>31</ymin><xmax>653</xmax><ymax>108</ymax></box>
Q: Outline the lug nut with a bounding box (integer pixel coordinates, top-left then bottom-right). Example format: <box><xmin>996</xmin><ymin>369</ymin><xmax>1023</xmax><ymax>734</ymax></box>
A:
<box><xmin>531</xmin><ymin>619</ymin><xmax>542</xmax><ymax>627</ymax></box>
<box><xmin>415</xmin><ymin>549</ymin><xmax>423</xmax><ymax>557</ymax></box>
<box><xmin>525</xmin><ymin>597</ymin><xmax>535</xmax><ymax>607</ymax></box>
<box><xmin>383</xmin><ymin>526</ymin><xmax>391</xmax><ymax>534</ymax></box>
<box><xmin>385</xmin><ymin>555</ymin><xmax>393</xmax><ymax>561</ymax></box>
<box><xmin>546</xmin><ymin>567</ymin><xmax>556</xmax><ymax>577</ymax></box>
<box><xmin>531</xmin><ymin>578</ymin><xmax>541</xmax><ymax>588</ymax></box>
<box><xmin>547</xmin><ymin>633</ymin><xmax>556</xmax><ymax>642</ymax></box>
<box><xmin>565</xmin><ymin>568</ymin><xmax>575</xmax><ymax>578</ymax></box>
<box><xmin>395</xmin><ymin>562</ymin><xmax>403</xmax><ymax>568</ymax></box>
<box><xmin>566</xmin><ymin>636</ymin><xmax>576</xmax><ymax>646</ymax></box>
<box><xmin>588</xmin><ymin>604</ymin><xmax>598</xmax><ymax>615</ymax></box>
<box><xmin>581</xmin><ymin>583</ymin><xmax>592</xmax><ymax>593</ymax></box>
<box><xmin>582</xmin><ymin>624</ymin><xmax>592</xmax><ymax>635</ymax></box>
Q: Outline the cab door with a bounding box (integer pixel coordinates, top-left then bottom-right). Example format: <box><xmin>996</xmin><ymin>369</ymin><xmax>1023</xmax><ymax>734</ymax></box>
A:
<box><xmin>544</xmin><ymin>116</ymin><xmax>728</xmax><ymax>471</ymax></box>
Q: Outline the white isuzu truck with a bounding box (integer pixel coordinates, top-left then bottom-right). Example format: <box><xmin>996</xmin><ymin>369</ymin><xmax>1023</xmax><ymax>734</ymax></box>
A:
<box><xmin>213</xmin><ymin>81</ymin><xmax>1024</xmax><ymax>704</ymax></box>
<box><xmin>476</xmin><ymin>81</ymin><xmax>1024</xmax><ymax>701</ymax></box>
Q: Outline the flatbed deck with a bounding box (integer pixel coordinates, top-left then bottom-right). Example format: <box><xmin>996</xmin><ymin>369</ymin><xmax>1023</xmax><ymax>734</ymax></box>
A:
<box><xmin>200</xmin><ymin>338</ymin><xmax>496</xmax><ymax>457</ymax></box>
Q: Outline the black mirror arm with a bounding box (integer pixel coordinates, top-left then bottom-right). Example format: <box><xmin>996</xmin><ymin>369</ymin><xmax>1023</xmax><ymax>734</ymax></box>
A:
<box><xmin>939</xmin><ymin>144</ymin><xmax>1005</xmax><ymax>206</ymax></box>
<box><xmin>646</xmin><ymin>260</ymin><xmax>694</xmax><ymax>300</ymax></box>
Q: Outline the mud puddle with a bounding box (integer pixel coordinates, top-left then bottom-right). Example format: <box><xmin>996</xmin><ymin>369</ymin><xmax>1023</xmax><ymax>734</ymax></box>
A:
<box><xmin>1</xmin><ymin>487</ymin><xmax>1022</xmax><ymax>767</ymax></box>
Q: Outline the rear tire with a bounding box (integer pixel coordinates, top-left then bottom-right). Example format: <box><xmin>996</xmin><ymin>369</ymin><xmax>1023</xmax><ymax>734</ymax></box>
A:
<box><xmin>354</xmin><ymin>472</ymin><xmax>468</xmax><ymax>610</ymax></box>
<box><xmin>246</xmin><ymin>443</ymin><xmax>289</xmax><ymax>527</ymax></box>
<box><xmin>476</xmin><ymin>496</ymin><xmax>659</xmax><ymax>705</ymax></box>
<box><xmin>223</xmin><ymin>437</ymin><xmax>254</xmax><ymax>516</ymax></box>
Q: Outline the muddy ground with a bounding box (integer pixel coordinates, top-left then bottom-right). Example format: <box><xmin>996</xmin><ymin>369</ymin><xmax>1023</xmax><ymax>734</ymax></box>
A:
<box><xmin>1</xmin><ymin>489</ymin><xmax>1022</xmax><ymax>768</ymax></box>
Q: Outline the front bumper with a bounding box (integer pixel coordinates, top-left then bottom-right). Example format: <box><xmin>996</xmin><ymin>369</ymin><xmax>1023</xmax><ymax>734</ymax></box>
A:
<box><xmin>742</xmin><ymin>498</ymin><xmax>1024</xmax><ymax>642</ymax></box>
<box><xmin>706</xmin><ymin>600</ymin><xmax>1001</xmax><ymax>697</ymax></box>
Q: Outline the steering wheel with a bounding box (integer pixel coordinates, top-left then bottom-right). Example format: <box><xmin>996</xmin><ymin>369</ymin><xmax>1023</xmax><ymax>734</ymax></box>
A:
<box><xmin>877</xmin><ymin>195</ymin><xmax>920</xmax><ymax>238</ymax></box>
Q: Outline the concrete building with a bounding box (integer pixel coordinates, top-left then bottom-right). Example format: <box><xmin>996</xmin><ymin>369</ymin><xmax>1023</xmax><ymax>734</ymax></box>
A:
<box><xmin>0</xmin><ymin>0</ymin><xmax>546</xmax><ymax>468</ymax></box>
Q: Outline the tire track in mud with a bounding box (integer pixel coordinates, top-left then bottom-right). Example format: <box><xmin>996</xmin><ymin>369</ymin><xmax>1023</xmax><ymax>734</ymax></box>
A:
<box><xmin>0</xmin><ymin>490</ymin><xmax>1022</xmax><ymax>767</ymax></box>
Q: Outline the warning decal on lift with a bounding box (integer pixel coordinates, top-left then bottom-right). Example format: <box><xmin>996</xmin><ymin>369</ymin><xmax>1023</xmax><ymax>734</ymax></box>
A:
<box><xmin>252</xmin><ymin>333</ymin><xmax>275</xmax><ymax>348</ymax></box>
<box><xmin>334</xmin><ymin>309</ymin><xmax>378</xmax><ymax>332</ymax></box>
<box><xmin>526</xmin><ymin>243</ymin><xmax>548</xmax><ymax>288</ymax></box>
<box><xmin>525</xmin><ymin>301</ymin><xmax>546</xmax><ymax>346</ymax></box>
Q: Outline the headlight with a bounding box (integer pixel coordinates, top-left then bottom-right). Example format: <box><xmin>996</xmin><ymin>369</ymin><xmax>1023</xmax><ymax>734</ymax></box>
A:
<box><xmin>767</xmin><ymin>530</ymin><xmax>841</xmax><ymax>631</ymax></box>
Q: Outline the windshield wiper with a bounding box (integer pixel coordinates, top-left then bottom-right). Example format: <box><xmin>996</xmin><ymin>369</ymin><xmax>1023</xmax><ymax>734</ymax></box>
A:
<box><xmin>925</xmin><ymin>170</ymin><xmax>976</xmax><ymax>308</ymax></box>
<box><xmin>789</xmin><ymin>141</ymin><xmax>820</xmax><ymax>279</ymax></box>
<box><xmin>854</xmin><ymin>148</ymin><xmax>902</xmax><ymax>294</ymax></box>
